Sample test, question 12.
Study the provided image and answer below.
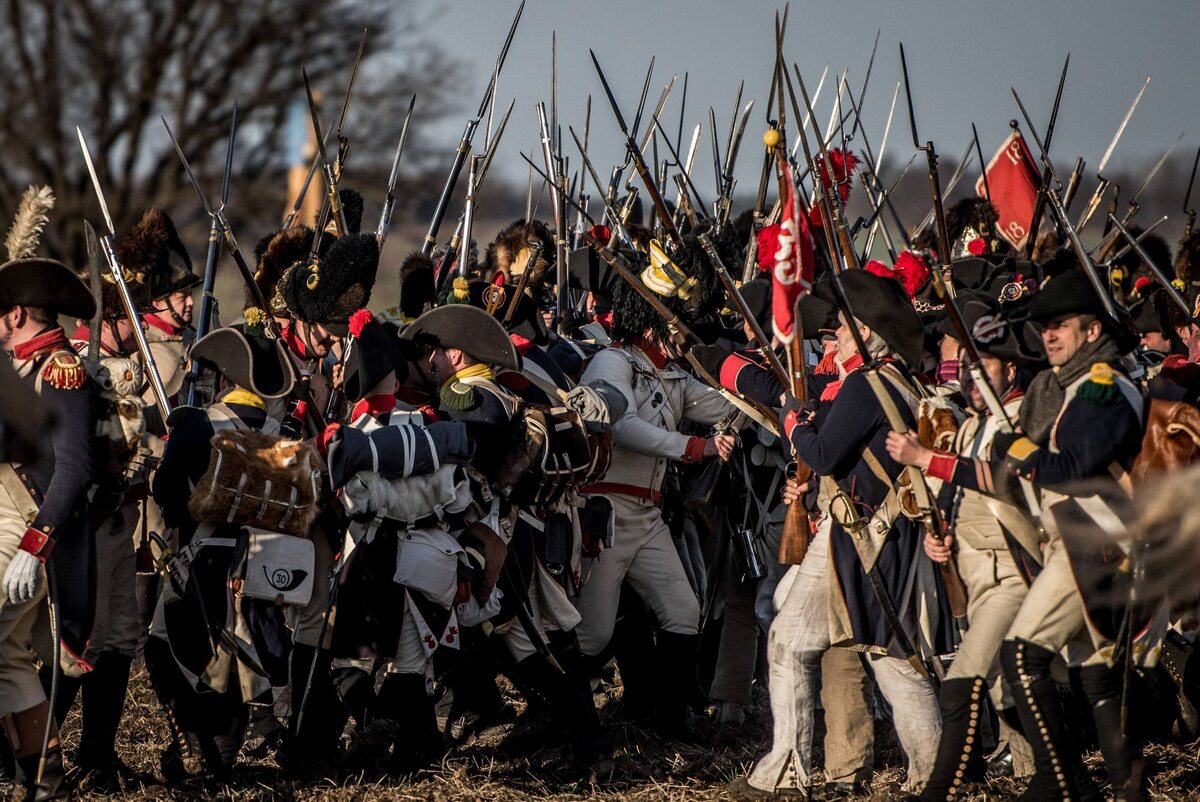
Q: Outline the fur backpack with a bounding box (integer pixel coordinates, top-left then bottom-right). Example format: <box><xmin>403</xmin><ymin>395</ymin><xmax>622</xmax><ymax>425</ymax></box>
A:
<box><xmin>189</xmin><ymin>429</ymin><xmax>321</xmax><ymax>537</ymax></box>
<box><xmin>502</xmin><ymin>404</ymin><xmax>612</xmax><ymax>507</ymax></box>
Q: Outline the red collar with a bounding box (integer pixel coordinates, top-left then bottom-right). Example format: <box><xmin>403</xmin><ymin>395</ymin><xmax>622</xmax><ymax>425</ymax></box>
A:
<box><xmin>350</xmin><ymin>393</ymin><xmax>397</xmax><ymax>421</ymax></box>
<box><xmin>634</xmin><ymin>338</ymin><xmax>670</xmax><ymax>369</ymax></box>
<box><xmin>281</xmin><ymin>323</ymin><xmax>308</xmax><ymax>359</ymax></box>
<box><xmin>142</xmin><ymin>313</ymin><xmax>181</xmax><ymax>337</ymax></box>
<box><xmin>70</xmin><ymin>324</ymin><xmax>123</xmax><ymax>358</ymax></box>
<box><xmin>394</xmin><ymin>385</ymin><xmax>440</xmax><ymax>423</ymax></box>
<box><xmin>13</xmin><ymin>327</ymin><xmax>71</xmax><ymax>361</ymax></box>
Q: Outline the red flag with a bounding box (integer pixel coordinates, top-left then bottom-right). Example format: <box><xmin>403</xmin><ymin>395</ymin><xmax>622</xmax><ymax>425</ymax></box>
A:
<box><xmin>976</xmin><ymin>131</ymin><xmax>1041</xmax><ymax>250</ymax></box>
<box><xmin>771</xmin><ymin>161</ymin><xmax>814</xmax><ymax>343</ymax></box>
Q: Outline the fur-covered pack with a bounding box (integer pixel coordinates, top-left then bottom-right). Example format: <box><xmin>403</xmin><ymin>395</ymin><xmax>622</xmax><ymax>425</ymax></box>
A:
<box><xmin>189</xmin><ymin>429</ymin><xmax>322</xmax><ymax>537</ymax></box>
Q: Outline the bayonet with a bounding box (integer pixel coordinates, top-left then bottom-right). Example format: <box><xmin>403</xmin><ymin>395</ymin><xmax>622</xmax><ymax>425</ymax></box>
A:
<box><xmin>1022</xmin><ymin>52</ymin><xmax>1070</xmax><ymax>258</ymax></box>
<box><xmin>77</xmin><ymin>127</ymin><xmax>171</xmax><ymax>422</ymax></box>
<box><xmin>421</xmin><ymin>1</ymin><xmax>524</xmax><ymax>256</ymax></box>
<box><xmin>1184</xmin><ymin>145</ymin><xmax>1200</xmax><ymax>239</ymax></box>
<box><xmin>302</xmin><ymin>67</ymin><xmax>348</xmax><ymax>242</ymax></box>
<box><xmin>332</xmin><ymin>29</ymin><xmax>368</xmax><ymax>179</ymax></box>
<box><xmin>591</xmin><ymin>50</ymin><xmax>682</xmax><ymax>248</ymax></box>
<box><xmin>656</xmin><ymin>119</ymin><xmax>708</xmax><ymax>223</ymax></box>
<box><xmin>914</xmin><ymin>136</ymin><xmax>976</xmax><ymax>236</ymax></box>
<box><xmin>900</xmin><ymin>43</ymin><xmax>957</xmax><ymax>276</ymax></box>
<box><xmin>1100</xmin><ymin>76</ymin><xmax>1150</xmax><ymax>177</ymax></box>
<box><xmin>973</xmin><ymin>123</ymin><xmax>991</xmax><ymax>204</ymax></box>
<box><xmin>375</xmin><ymin>93</ymin><xmax>416</xmax><ymax>247</ymax></box>
<box><xmin>849</xmin><ymin>30</ymin><xmax>880</xmax><ymax>141</ymax></box>
<box><xmin>1123</xmin><ymin>131</ymin><xmax>1184</xmax><ymax>224</ymax></box>
<box><xmin>1062</xmin><ymin>156</ymin><xmax>1085</xmax><ymax>213</ymax></box>
<box><xmin>1012</xmin><ymin>86</ymin><xmax>1120</xmax><ymax>322</ymax></box>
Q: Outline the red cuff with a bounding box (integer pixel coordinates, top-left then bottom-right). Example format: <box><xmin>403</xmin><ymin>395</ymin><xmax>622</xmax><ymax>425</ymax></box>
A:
<box><xmin>926</xmin><ymin>450</ymin><xmax>959</xmax><ymax>483</ymax></box>
<box><xmin>292</xmin><ymin>400</ymin><xmax>310</xmax><ymax>423</ymax></box>
<box><xmin>719</xmin><ymin>353</ymin><xmax>751</xmax><ymax>392</ymax></box>
<box><xmin>783</xmin><ymin>408</ymin><xmax>801</xmax><ymax>440</ymax></box>
<box><xmin>19</xmin><ymin>528</ymin><xmax>52</xmax><ymax>561</ymax></box>
<box><xmin>316</xmin><ymin>423</ymin><xmax>342</xmax><ymax>457</ymax></box>
<box><xmin>682</xmin><ymin>436</ymin><xmax>707</xmax><ymax>464</ymax></box>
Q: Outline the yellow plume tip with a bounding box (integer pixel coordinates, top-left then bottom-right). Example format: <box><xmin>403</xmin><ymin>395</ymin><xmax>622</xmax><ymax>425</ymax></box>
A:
<box><xmin>763</xmin><ymin>129</ymin><xmax>781</xmax><ymax>148</ymax></box>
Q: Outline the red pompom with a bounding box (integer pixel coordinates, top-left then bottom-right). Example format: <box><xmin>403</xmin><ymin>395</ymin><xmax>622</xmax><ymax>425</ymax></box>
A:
<box><xmin>348</xmin><ymin>308</ymin><xmax>374</xmax><ymax>338</ymax></box>
<box><xmin>492</xmin><ymin>271</ymin><xmax>506</xmax><ymax>287</ymax></box>
<box><xmin>589</xmin><ymin>224</ymin><xmax>611</xmax><ymax>243</ymax></box>
<box><xmin>757</xmin><ymin>223</ymin><xmax>782</xmax><ymax>273</ymax></box>
<box><xmin>967</xmin><ymin>237</ymin><xmax>987</xmax><ymax>257</ymax></box>
<box><xmin>1133</xmin><ymin>276</ymin><xmax>1152</xmax><ymax>295</ymax></box>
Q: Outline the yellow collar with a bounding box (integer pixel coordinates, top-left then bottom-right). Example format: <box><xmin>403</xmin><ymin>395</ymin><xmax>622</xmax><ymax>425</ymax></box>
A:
<box><xmin>441</xmin><ymin>363</ymin><xmax>494</xmax><ymax>391</ymax></box>
<box><xmin>221</xmin><ymin>388</ymin><xmax>266</xmax><ymax>410</ymax></box>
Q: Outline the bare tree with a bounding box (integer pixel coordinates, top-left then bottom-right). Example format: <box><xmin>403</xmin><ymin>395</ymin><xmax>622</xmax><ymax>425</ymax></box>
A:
<box><xmin>0</xmin><ymin>0</ymin><xmax>459</xmax><ymax>262</ymax></box>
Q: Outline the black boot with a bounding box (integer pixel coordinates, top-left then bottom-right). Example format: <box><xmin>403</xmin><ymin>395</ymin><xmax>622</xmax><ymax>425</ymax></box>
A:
<box><xmin>654</xmin><ymin>630</ymin><xmax>703</xmax><ymax>741</ymax></box>
<box><xmin>279</xmin><ymin>644</ymin><xmax>344</xmax><ymax>773</ymax></box>
<box><xmin>377</xmin><ymin>673</ymin><xmax>441</xmax><ymax>774</ymax></box>
<box><xmin>609</xmin><ymin>592</ymin><xmax>658</xmax><ymax>721</ymax></box>
<box><xmin>0</xmin><ymin>735</ymin><xmax>14</xmax><ymax>782</ymax></box>
<box><xmin>1000</xmin><ymin>640</ymin><xmax>1100</xmax><ymax>801</ymax></box>
<box><xmin>1079</xmin><ymin>665</ymin><xmax>1145</xmax><ymax>802</ymax></box>
<box><xmin>921</xmin><ymin>676</ymin><xmax>988</xmax><ymax>801</ymax></box>
<box><xmin>15</xmin><ymin>746</ymin><xmax>69</xmax><ymax>801</ymax></box>
<box><xmin>517</xmin><ymin>632</ymin><xmax>611</xmax><ymax>778</ymax></box>
<box><xmin>77</xmin><ymin>651</ymin><xmax>133</xmax><ymax>771</ymax></box>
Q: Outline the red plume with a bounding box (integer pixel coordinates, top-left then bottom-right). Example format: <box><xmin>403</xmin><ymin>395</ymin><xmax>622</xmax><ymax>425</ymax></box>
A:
<box><xmin>863</xmin><ymin>251</ymin><xmax>931</xmax><ymax>301</ymax></box>
<box><xmin>756</xmin><ymin>223</ymin><xmax>782</xmax><ymax>273</ymax></box>
<box><xmin>348</xmin><ymin>308</ymin><xmax>374</xmax><ymax>338</ymax></box>
<box><xmin>816</xmin><ymin>148</ymin><xmax>860</xmax><ymax>205</ymax></box>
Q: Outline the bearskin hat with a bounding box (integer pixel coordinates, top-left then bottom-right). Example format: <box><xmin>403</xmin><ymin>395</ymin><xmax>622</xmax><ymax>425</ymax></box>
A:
<box><xmin>278</xmin><ymin>232</ymin><xmax>379</xmax><ymax>332</ymax></box>
<box><xmin>117</xmin><ymin>209</ymin><xmax>198</xmax><ymax>304</ymax></box>
<box><xmin>251</xmin><ymin>226</ymin><xmax>314</xmax><ymax>316</ymax></box>
<box><xmin>81</xmin><ymin>221</ymin><xmax>149</xmax><ymax>318</ymax></box>
<box><xmin>484</xmin><ymin>219</ymin><xmax>555</xmax><ymax>285</ymax></box>
<box><xmin>1176</xmin><ymin>230</ymin><xmax>1200</xmax><ymax>288</ymax></box>
<box><xmin>398</xmin><ymin>251</ymin><xmax>436</xmax><ymax>322</ymax></box>
<box><xmin>946</xmin><ymin>197</ymin><xmax>1008</xmax><ymax>261</ymax></box>
<box><xmin>339</xmin><ymin>188</ymin><xmax>364</xmax><ymax>235</ymax></box>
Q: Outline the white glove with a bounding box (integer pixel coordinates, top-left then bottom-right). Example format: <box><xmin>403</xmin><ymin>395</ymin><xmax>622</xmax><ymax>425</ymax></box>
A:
<box><xmin>3</xmin><ymin>550</ymin><xmax>42</xmax><ymax>605</ymax></box>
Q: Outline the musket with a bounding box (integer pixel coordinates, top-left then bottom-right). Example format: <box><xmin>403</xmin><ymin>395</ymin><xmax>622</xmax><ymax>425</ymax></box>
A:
<box><xmin>301</xmin><ymin>68</ymin><xmax>348</xmax><ymax>243</ymax></box>
<box><xmin>1075</xmin><ymin>75</ymin><xmax>1150</xmax><ymax>233</ymax></box>
<box><xmin>432</xmin><ymin>98</ymin><xmax>515</xmax><ymax>292</ymax></box>
<box><xmin>1022</xmin><ymin>53</ymin><xmax>1070</xmax><ymax>258</ymax></box>
<box><xmin>85</xmin><ymin>222</ymin><xmax>103</xmax><ymax>360</ymax></box>
<box><xmin>599</xmin><ymin>57</ymin><xmax>656</xmax><ymax>228</ymax></box>
<box><xmin>282</xmin><ymin>34</ymin><xmax>368</xmax><ymax>229</ymax></box>
<box><xmin>654</xmin><ymin>117</ymin><xmax>709</xmax><ymax>224</ymax></box>
<box><xmin>502</xmin><ymin>241</ymin><xmax>544</xmax><ymax>328</ymax></box>
<box><xmin>536</xmin><ymin>100</ymin><xmax>570</xmax><ymax>328</ymax></box>
<box><xmin>375</xmin><ymin>93</ymin><xmax>416</xmax><ymax>248</ymax></box>
<box><xmin>1105</xmin><ymin>214</ymin><xmax>1167</xmax><ymax>265</ymax></box>
<box><xmin>1183</xmin><ymin>145</ymin><xmax>1200</xmax><ymax>240</ymax></box>
<box><xmin>912</xmin><ymin>136</ymin><xmax>977</xmax><ymax>246</ymax></box>
<box><xmin>1012</xmin><ymin>87</ymin><xmax>1121</xmax><ymax>322</ymax></box>
<box><xmin>1062</xmin><ymin>157</ymin><xmax>1085</xmax><ymax>213</ymax></box>
<box><xmin>572</xmin><ymin>95</ymin><xmax>592</xmax><ymax>248</ymax></box>
<box><xmin>900</xmin><ymin>44</ymin><xmax>957</xmax><ymax>284</ymax></box>
<box><xmin>566</xmin><ymin>128</ymin><xmax>636</xmax><ymax>249</ymax></box>
<box><xmin>421</xmin><ymin>1</ymin><xmax>525</xmax><ymax>256</ymax></box>
<box><xmin>1108</xmin><ymin>215</ymin><xmax>1192</xmax><ymax>319</ymax></box>
<box><xmin>592</xmin><ymin>51</ymin><xmax>683</xmax><ymax>250</ymax></box>
<box><xmin>77</xmin><ymin>128</ymin><xmax>172</xmax><ymax>423</ymax></box>
<box><xmin>186</xmin><ymin>101</ymin><xmax>238</xmax><ymax>408</ymax></box>
<box><xmin>161</xmin><ymin>116</ymin><xmax>328</xmax><ymax>430</ymax></box>
<box><xmin>580</xmin><ymin>229</ymin><xmax>779</xmax><ymax>435</ymax></box>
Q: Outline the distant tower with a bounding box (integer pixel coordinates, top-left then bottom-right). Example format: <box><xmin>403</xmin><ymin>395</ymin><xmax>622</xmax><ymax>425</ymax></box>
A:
<box><xmin>284</xmin><ymin>94</ymin><xmax>322</xmax><ymax>226</ymax></box>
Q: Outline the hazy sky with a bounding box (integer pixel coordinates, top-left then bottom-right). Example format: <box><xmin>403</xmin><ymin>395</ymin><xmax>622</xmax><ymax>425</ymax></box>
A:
<box><xmin>408</xmin><ymin>0</ymin><xmax>1200</xmax><ymax>205</ymax></box>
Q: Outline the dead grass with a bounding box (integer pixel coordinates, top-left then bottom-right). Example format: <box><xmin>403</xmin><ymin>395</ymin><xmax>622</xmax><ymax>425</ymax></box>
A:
<box><xmin>33</xmin><ymin>670</ymin><xmax>1200</xmax><ymax>801</ymax></box>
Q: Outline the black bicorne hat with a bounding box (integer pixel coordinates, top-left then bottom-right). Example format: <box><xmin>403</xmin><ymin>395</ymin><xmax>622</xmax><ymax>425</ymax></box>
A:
<box><xmin>1027</xmin><ymin>267</ymin><xmax>1139</xmax><ymax>353</ymax></box>
<box><xmin>190</xmin><ymin>326</ymin><xmax>297</xmax><ymax>399</ymax></box>
<box><xmin>343</xmin><ymin>318</ymin><xmax>418</xmax><ymax>403</ymax></box>
<box><xmin>813</xmin><ymin>269</ymin><xmax>925</xmax><ymax>369</ymax></box>
<box><xmin>400</xmin><ymin>305</ymin><xmax>519</xmax><ymax>371</ymax></box>
<box><xmin>0</xmin><ymin>185</ymin><xmax>95</xmax><ymax>319</ymax></box>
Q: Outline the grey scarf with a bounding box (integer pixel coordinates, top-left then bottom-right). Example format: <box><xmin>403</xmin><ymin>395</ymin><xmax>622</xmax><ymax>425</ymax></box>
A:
<box><xmin>1019</xmin><ymin>334</ymin><xmax>1122</xmax><ymax>446</ymax></box>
